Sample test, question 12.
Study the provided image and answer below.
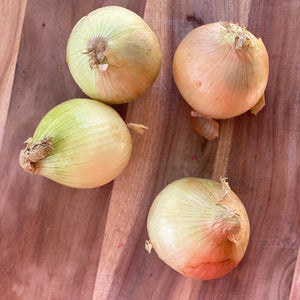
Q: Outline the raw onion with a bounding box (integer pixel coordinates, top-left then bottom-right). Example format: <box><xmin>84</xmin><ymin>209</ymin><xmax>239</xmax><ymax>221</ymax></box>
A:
<box><xmin>146</xmin><ymin>178</ymin><xmax>250</xmax><ymax>280</ymax></box>
<box><xmin>173</xmin><ymin>22</ymin><xmax>269</xmax><ymax>136</ymax></box>
<box><xmin>66</xmin><ymin>6</ymin><xmax>162</xmax><ymax>104</ymax></box>
<box><xmin>19</xmin><ymin>99</ymin><xmax>132</xmax><ymax>189</ymax></box>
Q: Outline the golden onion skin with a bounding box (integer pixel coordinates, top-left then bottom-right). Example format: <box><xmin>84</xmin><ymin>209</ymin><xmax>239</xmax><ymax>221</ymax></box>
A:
<box><xmin>21</xmin><ymin>99</ymin><xmax>132</xmax><ymax>189</ymax></box>
<box><xmin>173</xmin><ymin>22</ymin><xmax>269</xmax><ymax>119</ymax></box>
<box><xmin>67</xmin><ymin>6</ymin><xmax>162</xmax><ymax>104</ymax></box>
<box><xmin>147</xmin><ymin>178</ymin><xmax>250</xmax><ymax>280</ymax></box>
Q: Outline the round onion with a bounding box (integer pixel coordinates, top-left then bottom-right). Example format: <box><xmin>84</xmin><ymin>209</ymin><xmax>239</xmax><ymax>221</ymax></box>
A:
<box><xmin>19</xmin><ymin>99</ymin><xmax>132</xmax><ymax>188</ymax></box>
<box><xmin>173</xmin><ymin>22</ymin><xmax>269</xmax><ymax>119</ymax></box>
<box><xmin>147</xmin><ymin>178</ymin><xmax>250</xmax><ymax>280</ymax></box>
<box><xmin>66</xmin><ymin>6</ymin><xmax>162</xmax><ymax>104</ymax></box>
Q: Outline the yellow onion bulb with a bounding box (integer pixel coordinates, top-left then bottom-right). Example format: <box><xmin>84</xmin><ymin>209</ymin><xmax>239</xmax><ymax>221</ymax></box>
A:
<box><xmin>66</xmin><ymin>6</ymin><xmax>162</xmax><ymax>104</ymax></box>
<box><xmin>147</xmin><ymin>178</ymin><xmax>250</xmax><ymax>280</ymax></box>
<box><xmin>19</xmin><ymin>99</ymin><xmax>132</xmax><ymax>189</ymax></box>
<box><xmin>173</xmin><ymin>22</ymin><xmax>269</xmax><ymax>119</ymax></box>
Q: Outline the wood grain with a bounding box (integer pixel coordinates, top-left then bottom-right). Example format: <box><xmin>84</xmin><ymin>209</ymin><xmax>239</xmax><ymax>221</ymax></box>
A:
<box><xmin>227</xmin><ymin>1</ymin><xmax>300</xmax><ymax>299</ymax></box>
<box><xmin>93</xmin><ymin>0</ymin><xmax>300</xmax><ymax>299</ymax></box>
<box><xmin>290</xmin><ymin>248</ymin><xmax>300</xmax><ymax>300</ymax></box>
<box><xmin>0</xmin><ymin>0</ymin><xmax>299</xmax><ymax>299</ymax></box>
<box><xmin>0</xmin><ymin>0</ymin><xmax>27</xmax><ymax>151</ymax></box>
<box><xmin>0</xmin><ymin>1</ymin><xmax>117</xmax><ymax>299</ymax></box>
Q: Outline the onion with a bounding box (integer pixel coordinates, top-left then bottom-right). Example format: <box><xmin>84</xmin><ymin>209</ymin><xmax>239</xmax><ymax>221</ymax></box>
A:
<box><xmin>173</xmin><ymin>22</ymin><xmax>269</xmax><ymax>138</ymax></box>
<box><xmin>19</xmin><ymin>99</ymin><xmax>132</xmax><ymax>188</ymax></box>
<box><xmin>66</xmin><ymin>6</ymin><xmax>162</xmax><ymax>104</ymax></box>
<box><xmin>146</xmin><ymin>178</ymin><xmax>250</xmax><ymax>280</ymax></box>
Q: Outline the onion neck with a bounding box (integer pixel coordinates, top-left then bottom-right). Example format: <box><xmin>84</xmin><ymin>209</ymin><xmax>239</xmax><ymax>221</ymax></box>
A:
<box><xmin>221</xmin><ymin>22</ymin><xmax>253</xmax><ymax>50</ymax></box>
<box><xmin>19</xmin><ymin>137</ymin><xmax>52</xmax><ymax>174</ymax></box>
<box><xmin>86</xmin><ymin>36</ymin><xmax>108</xmax><ymax>69</ymax></box>
<box><xmin>212</xmin><ymin>207</ymin><xmax>241</xmax><ymax>244</ymax></box>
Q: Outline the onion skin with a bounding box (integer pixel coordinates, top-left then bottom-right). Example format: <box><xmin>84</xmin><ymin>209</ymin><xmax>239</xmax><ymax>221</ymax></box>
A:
<box><xmin>173</xmin><ymin>22</ymin><xmax>269</xmax><ymax>119</ymax></box>
<box><xmin>147</xmin><ymin>178</ymin><xmax>250</xmax><ymax>280</ymax></box>
<box><xmin>190</xmin><ymin>112</ymin><xmax>219</xmax><ymax>141</ymax></box>
<box><xmin>19</xmin><ymin>99</ymin><xmax>132</xmax><ymax>189</ymax></box>
<box><xmin>66</xmin><ymin>6</ymin><xmax>162</xmax><ymax>104</ymax></box>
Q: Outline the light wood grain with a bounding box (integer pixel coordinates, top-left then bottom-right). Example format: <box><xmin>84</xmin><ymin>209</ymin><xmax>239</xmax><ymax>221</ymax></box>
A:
<box><xmin>0</xmin><ymin>1</ymin><xmax>116</xmax><ymax>299</ymax></box>
<box><xmin>227</xmin><ymin>0</ymin><xmax>300</xmax><ymax>299</ymax></box>
<box><xmin>290</xmin><ymin>247</ymin><xmax>300</xmax><ymax>300</ymax></box>
<box><xmin>0</xmin><ymin>0</ymin><xmax>27</xmax><ymax>151</ymax></box>
<box><xmin>0</xmin><ymin>0</ymin><xmax>299</xmax><ymax>299</ymax></box>
<box><xmin>93</xmin><ymin>0</ymin><xmax>300</xmax><ymax>299</ymax></box>
<box><xmin>92</xmin><ymin>0</ymin><xmax>177</xmax><ymax>298</ymax></box>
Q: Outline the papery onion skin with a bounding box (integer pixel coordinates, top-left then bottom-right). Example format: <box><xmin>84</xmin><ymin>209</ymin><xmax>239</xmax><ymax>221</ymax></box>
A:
<box><xmin>19</xmin><ymin>99</ymin><xmax>132</xmax><ymax>189</ymax></box>
<box><xmin>147</xmin><ymin>178</ymin><xmax>250</xmax><ymax>280</ymax></box>
<box><xmin>173</xmin><ymin>22</ymin><xmax>269</xmax><ymax>119</ymax></box>
<box><xmin>66</xmin><ymin>6</ymin><xmax>162</xmax><ymax>104</ymax></box>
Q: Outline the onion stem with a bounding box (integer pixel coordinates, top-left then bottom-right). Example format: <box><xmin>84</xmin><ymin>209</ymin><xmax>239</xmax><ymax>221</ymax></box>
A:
<box><xmin>19</xmin><ymin>137</ymin><xmax>52</xmax><ymax>174</ymax></box>
<box><xmin>85</xmin><ymin>36</ymin><xmax>108</xmax><ymax>69</ymax></box>
<box><xmin>212</xmin><ymin>208</ymin><xmax>241</xmax><ymax>244</ymax></box>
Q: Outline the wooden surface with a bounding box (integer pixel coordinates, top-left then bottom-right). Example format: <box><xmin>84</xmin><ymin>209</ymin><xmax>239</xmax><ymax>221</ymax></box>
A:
<box><xmin>0</xmin><ymin>0</ymin><xmax>27</xmax><ymax>151</ymax></box>
<box><xmin>0</xmin><ymin>0</ymin><xmax>299</xmax><ymax>299</ymax></box>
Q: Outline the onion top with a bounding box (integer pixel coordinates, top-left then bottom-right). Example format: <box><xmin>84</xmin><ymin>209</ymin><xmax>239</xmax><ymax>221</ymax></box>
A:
<box><xmin>67</xmin><ymin>6</ymin><xmax>162</xmax><ymax>104</ymax></box>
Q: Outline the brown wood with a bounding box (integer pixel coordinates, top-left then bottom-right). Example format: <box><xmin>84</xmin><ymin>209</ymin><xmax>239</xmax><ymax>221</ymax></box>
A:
<box><xmin>290</xmin><ymin>247</ymin><xmax>300</xmax><ymax>300</ymax></box>
<box><xmin>0</xmin><ymin>1</ymin><xmax>118</xmax><ymax>299</ymax></box>
<box><xmin>0</xmin><ymin>0</ymin><xmax>299</xmax><ymax>300</ymax></box>
<box><xmin>0</xmin><ymin>0</ymin><xmax>27</xmax><ymax>151</ymax></box>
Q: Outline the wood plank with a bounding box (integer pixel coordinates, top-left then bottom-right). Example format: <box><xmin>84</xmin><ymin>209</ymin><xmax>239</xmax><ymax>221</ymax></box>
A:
<box><xmin>227</xmin><ymin>1</ymin><xmax>299</xmax><ymax>299</ymax></box>
<box><xmin>92</xmin><ymin>0</ymin><xmax>184</xmax><ymax>297</ymax></box>
<box><xmin>93</xmin><ymin>0</ymin><xmax>300</xmax><ymax>299</ymax></box>
<box><xmin>290</xmin><ymin>248</ymin><xmax>300</xmax><ymax>300</ymax></box>
<box><xmin>0</xmin><ymin>0</ymin><xmax>27</xmax><ymax>151</ymax></box>
<box><xmin>0</xmin><ymin>1</ymin><xmax>124</xmax><ymax>299</ymax></box>
<box><xmin>92</xmin><ymin>0</ymin><xmax>244</xmax><ymax>299</ymax></box>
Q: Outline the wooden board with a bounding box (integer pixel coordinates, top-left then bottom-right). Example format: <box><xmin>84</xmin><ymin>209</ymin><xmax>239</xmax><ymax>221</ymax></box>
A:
<box><xmin>0</xmin><ymin>0</ymin><xmax>299</xmax><ymax>299</ymax></box>
<box><xmin>0</xmin><ymin>0</ymin><xmax>27</xmax><ymax>151</ymax></box>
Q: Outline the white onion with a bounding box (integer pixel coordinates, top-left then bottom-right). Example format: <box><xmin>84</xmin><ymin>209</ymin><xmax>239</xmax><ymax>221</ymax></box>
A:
<box><xmin>66</xmin><ymin>6</ymin><xmax>162</xmax><ymax>104</ymax></box>
<box><xmin>19</xmin><ymin>99</ymin><xmax>132</xmax><ymax>188</ymax></box>
<box><xmin>147</xmin><ymin>178</ymin><xmax>250</xmax><ymax>280</ymax></box>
